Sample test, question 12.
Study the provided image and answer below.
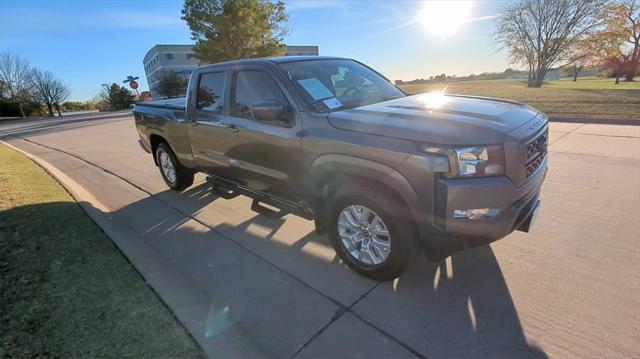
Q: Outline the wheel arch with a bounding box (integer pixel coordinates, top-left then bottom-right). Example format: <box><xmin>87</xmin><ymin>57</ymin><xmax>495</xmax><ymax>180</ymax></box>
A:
<box><xmin>309</xmin><ymin>154</ymin><xmax>421</xmax><ymax>235</ymax></box>
<box><xmin>148</xmin><ymin>132</ymin><xmax>170</xmax><ymax>166</ymax></box>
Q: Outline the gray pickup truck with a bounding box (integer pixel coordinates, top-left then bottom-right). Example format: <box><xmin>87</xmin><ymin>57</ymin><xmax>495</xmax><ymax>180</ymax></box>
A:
<box><xmin>133</xmin><ymin>56</ymin><xmax>547</xmax><ymax>280</ymax></box>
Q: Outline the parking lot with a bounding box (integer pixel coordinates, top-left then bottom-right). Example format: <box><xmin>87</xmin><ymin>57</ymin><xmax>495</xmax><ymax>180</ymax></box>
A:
<box><xmin>1</xmin><ymin>114</ymin><xmax>638</xmax><ymax>358</ymax></box>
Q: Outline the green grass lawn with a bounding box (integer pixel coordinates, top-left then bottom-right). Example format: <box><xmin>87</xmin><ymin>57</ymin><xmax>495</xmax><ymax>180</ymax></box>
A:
<box><xmin>399</xmin><ymin>77</ymin><xmax>640</xmax><ymax>119</ymax></box>
<box><xmin>0</xmin><ymin>143</ymin><xmax>203</xmax><ymax>358</ymax></box>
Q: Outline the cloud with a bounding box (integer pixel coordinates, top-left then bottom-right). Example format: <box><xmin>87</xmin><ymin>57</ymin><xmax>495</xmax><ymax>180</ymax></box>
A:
<box><xmin>465</xmin><ymin>14</ymin><xmax>498</xmax><ymax>23</ymax></box>
<box><xmin>369</xmin><ymin>19</ymin><xmax>416</xmax><ymax>38</ymax></box>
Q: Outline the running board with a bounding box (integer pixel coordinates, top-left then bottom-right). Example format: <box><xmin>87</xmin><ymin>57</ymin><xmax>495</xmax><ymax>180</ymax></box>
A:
<box><xmin>251</xmin><ymin>199</ymin><xmax>287</xmax><ymax>219</ymax></box>
<box><xmin>205</xmin><ymin>175</ymin><xmax>313</xmax><ymax>220</ymax></box>
<box><xmin>212</xmin><ymin>185</ymin><xmax>239</xmax><ymax>199</ymax></box>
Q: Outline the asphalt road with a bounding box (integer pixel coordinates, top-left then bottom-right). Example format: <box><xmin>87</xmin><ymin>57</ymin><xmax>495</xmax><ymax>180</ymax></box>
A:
<box><xmin>1</xmin><ymin>114</ymin><xmax>639</xmax><ymax>358</ymax></box>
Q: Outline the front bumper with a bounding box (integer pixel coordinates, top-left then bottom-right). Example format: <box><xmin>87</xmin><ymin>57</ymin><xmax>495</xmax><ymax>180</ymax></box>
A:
<box><xmin>427</xmin><ymin>157</ymin><xmax>547</xmax><ymax>248</ymax></box>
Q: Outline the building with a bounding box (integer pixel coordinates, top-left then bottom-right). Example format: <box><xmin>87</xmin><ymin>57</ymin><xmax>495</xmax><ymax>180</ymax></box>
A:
<box><xmin>283</xmin><ymin>45</ymin><xmax>319</xmax><ymax>56</ymax></box>
<box><xmin>143</xmin><ymin>44</ymin><xmax>319</xmax><ymax>98</ymax></box>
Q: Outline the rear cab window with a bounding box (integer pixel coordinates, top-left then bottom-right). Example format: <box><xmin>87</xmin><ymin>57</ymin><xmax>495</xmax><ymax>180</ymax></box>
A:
<box><xmin>196</xmin><ymin>72</ymin><xmax>225</xmax><ymax>113</ymax></box>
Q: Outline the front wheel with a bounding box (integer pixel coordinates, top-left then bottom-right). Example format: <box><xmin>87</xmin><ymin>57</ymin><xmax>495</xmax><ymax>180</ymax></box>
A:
<box><xmin>155</xmin><ymin>142</ymin><xmax>194</xmax><ymax>191</ymax></box>
<box><xmin>328</xmin><ymin>192</ymin><xmax>413</xmax><ymax>281</ymax></box>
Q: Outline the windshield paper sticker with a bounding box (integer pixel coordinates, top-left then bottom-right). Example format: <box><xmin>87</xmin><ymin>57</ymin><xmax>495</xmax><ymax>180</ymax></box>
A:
<box><xmin>297</xmin><ymin>78</ymin><xmax>334</xmax><ymax>100</ymax></box>
<box><xmin>323</xmin><ymin>97</ymin><xmax>343</xmax><ymax>110</ymax></box>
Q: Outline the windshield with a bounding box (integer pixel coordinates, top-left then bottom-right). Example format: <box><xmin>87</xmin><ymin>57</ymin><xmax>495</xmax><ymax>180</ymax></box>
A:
<box><xmin>279</xmin><ymin>59</ymin><xmax>405</xmax><ymax>112</ymax></box>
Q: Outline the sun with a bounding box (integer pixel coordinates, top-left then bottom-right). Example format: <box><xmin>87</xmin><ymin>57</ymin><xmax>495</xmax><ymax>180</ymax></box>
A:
<box><xmin>418</xmin><ymin>1</ymin><xmax>473</xmax><ymax>37</ymax></box>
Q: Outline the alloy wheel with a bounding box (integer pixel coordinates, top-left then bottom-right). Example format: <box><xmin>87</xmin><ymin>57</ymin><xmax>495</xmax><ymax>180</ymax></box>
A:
<box><xmin>337</xmin><ymin>205</ymin><xmax>391</xmax><ymax>265</ymax></box>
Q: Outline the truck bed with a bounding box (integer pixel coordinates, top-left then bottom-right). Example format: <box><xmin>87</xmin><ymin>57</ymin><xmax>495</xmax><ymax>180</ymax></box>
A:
<box><xmin>135</xmin><ymin>97</ymin><xmax>186</xmax><ymax>111</ymax></box>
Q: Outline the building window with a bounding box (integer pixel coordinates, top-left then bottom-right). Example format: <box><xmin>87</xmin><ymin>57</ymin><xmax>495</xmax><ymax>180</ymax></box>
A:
<box><xmin>186</xmin><ymin>53</ymin><xmax>194</xmax><ymax>59</ymax></box>
<box><xmin>166</xmin><ymin>53</ymin><xmax>173</xmax><ymax>60</ymax></box>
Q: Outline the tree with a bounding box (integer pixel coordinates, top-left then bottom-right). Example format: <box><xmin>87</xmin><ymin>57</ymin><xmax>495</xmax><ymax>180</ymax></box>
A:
<box><xmin>182</xmin><ymin>0</ymin><xmax>289</xmax><ymax>63</ymax></box>
<box><xmin>495</xmin><ymin>0</ymin><xmax>607</xmax><ymax>87</ymax></box>
<box><xmin>100</xmin><ymin>84</ymin><xmax>135</xmax><ymax>110</ymax></box>
<box><xmin>51</xmin><ymin>79</ymin><xmax>70</xmax><ymax>116</ymax></box>
<box><xmin>569</xmin><ymin>56</ymin><xmax>588</xmax><ymax>81</ymax></box>
<box><xmin>30</xmin><ymin>68</ymin><xmax>57</xmax><ymax>116</ymax></box>
<box><xmin>566</xmin><ymin>43</ymin><xmax>592</xmax><ymax>82</ymax></box>
<box><xmin>156</xmin><ymin>72</ymin><xmax>188</xmax><ymax>98</ymax></box>
<box><xmin>583</xmin><ymin>0</ymin><xmax>639</xmax><ymax>83</ymax></box>
<box><xmin>0</xmin><ymin>53</ymin><xmax>32</xmax><ymax>117</ymax></box>
<box><xmin>91</xmin><ymin>94</ymin><xmax>110</xmax><ymax>111</ymax></box>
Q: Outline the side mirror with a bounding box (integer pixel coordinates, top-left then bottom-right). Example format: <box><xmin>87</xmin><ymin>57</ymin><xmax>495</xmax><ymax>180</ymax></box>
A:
<box><xmin>250</xmin><ymin>101</ymin><xmax>287</xmax><ymax>123</ymax></box>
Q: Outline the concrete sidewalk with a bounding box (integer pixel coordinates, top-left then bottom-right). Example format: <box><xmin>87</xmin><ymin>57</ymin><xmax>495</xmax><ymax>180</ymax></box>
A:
<box><xmin>2</xmin><ymin>114</ymin><xmax>639</xmax><ymax>358</ymax></box>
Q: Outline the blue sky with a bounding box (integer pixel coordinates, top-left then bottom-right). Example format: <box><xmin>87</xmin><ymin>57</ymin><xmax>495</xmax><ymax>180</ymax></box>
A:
<box><xmin>0</xmin><ymin>0</ymin><xmax>510</xmax><ymax>101</ymax></box>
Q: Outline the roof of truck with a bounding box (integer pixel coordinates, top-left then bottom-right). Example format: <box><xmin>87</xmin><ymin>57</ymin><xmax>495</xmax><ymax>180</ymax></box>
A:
<box><xmin>198</xmin><ymin>56</ymin><xmax>348</xmax><ymax>69</ymax></box>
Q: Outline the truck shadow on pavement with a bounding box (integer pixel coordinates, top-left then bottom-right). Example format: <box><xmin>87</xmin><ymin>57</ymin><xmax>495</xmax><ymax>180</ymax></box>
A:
<box><xmin>122</xmin><ymin>181</ymin><xmax>548</xmax><ymax>358</ymax></box>
<box><xmin>10</xmin><ymin>179</ymin><xmax>545</xmax><ymax>358</ymax></box>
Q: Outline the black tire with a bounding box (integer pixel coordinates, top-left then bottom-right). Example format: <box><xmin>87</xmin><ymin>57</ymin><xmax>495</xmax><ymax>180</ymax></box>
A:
<box><xmin>328</xmin><ymin>189</ymin><xmax>413</xmax><ymax>281</ymax></box>
<box><xmin>155</xmin><ymin>142</ymin><xmax>194</xmax><ymax>191</ymax></box>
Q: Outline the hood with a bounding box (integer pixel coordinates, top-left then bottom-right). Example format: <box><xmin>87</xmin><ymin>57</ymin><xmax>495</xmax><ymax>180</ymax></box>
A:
<box><xmin>327</xmin><ymin>94</ymin><xmax>541</xmax><ymax>146</ymax></box>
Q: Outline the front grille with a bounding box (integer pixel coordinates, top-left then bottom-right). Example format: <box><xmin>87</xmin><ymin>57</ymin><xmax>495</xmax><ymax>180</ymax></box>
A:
<box><xmin>525</xmin><ymin>129</ymin><xmax>548</xmax><ymax>177</ymax></box>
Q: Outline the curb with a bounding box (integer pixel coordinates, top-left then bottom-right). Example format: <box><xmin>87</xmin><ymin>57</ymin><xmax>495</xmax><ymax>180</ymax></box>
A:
<box><xmin>549</xmin><ymin>116</ymin><xmax>640</xmax><ymax>126</ymax></box>
<box><xmin>0</xmin><ymin>111</ymin><xmax>132</xmax><ymax>125</ymax></box>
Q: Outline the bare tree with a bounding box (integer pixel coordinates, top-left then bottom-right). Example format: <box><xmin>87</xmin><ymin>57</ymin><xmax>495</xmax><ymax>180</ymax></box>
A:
<box><xmin>495</xmin><ymin>0</ymin><xmax>607</xmax><ymax>87</ymax></box>
<box><xmin>31</xmin><ymin>68</ymin><xmax>57</xmax><ymax>116</ymax></box>
<box><xmin>0</xmin><ymin>52</ymin><xmax>33</xmax><ymax>117</ymax></box>
<box><xmin>51</xmin><ymin>79</ymin><xmax>70</xmax><ymax>116</ymax></box>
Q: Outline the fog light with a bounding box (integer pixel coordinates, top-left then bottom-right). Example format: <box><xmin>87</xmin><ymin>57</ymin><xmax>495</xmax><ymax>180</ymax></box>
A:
<box><xmin>453</xmin><ymin>208</ymin><xmax>500</xmax><ymax>219</ymax></box>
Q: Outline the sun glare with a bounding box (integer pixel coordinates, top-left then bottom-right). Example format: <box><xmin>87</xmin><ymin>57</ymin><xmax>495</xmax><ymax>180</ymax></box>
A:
<box><xmin>419</xmin><ymin>1</ymin><xmax>473</xmax><ymax>37</ymax></box>
<box><xmin>420</xmin><ymin>91</ymin><xmax>448</xmax><ymax>109</ymax></box>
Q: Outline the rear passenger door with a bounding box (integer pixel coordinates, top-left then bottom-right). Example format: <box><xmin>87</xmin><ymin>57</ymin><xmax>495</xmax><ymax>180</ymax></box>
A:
<box><xmin>222</xmin><ymin>68</ymin><xmax>303</xmax><ymax>201</ymax></box>
<box><xmin>186</xmin><ymin>70</ymin><xmax>233</xmax><ymax>176</ymax></box>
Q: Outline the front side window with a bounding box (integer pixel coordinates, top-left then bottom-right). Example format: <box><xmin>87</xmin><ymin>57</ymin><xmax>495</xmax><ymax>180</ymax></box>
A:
<box><xmin>279</xmin><ymin>59</ymin><xmax>404</xmax><ymax>112</ymax></box>
<box><xmin>196</xmin><ymin>72</ymin><xmax>225</xmax><ymax>113</ymax></box>
<box><xmin>232</xmin><ymin>71</ymin><xmax>287</xmax><ymax>118</ymax></box>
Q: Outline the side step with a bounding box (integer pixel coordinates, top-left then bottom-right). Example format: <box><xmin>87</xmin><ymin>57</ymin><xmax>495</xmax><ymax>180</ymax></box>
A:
<box><xmin>212</xmin><ymin>184</ymin><xmax>239</xmax><ymax>199</ymax></box>
<box><xmin>251</xmin><ymin>200</ymin><xmax>288</xmax><ymax>219</ymax></box>
<box><xmin>205</xmin><ymin>175</ymin><xmax>313</xmax><ymax>220</ymax></box>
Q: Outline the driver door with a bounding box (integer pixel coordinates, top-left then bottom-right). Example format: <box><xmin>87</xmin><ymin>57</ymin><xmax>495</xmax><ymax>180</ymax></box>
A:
<box><xmin>221</xmin><ymin>68</ymin><xmax>303</xmax><ymax>202</ymax></box>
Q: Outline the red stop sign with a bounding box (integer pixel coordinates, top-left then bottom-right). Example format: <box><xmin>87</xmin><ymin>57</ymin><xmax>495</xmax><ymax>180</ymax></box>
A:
<box><xmin>129</xmin><ymin>80</ymin><xmax>139</xmax><ymax>90</ymax></box>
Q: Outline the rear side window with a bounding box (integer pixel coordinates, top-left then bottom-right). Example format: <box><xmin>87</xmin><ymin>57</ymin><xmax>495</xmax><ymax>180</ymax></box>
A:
<box><xmin>232</xmin><ymin>71</ymin><xmax>287</xmax><ymax>118</ymax></box>
<box><xmin>196</xmin><ymin>72</ymin><xmax>225</xmax><ymax>113</ymax></box>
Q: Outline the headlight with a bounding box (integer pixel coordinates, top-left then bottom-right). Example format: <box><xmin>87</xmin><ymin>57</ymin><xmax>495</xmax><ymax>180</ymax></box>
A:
<box><xmin>451</xmin><ymin>145</ymin><xmax>504</xmax><ymax>177</ymax></box>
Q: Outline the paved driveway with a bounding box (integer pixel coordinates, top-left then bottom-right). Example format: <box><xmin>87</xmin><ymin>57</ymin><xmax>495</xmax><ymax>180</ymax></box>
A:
<box><xmin>1</xmin><ymin>114</ymin><xmax>639</xmax><ymax>358</ymax></box>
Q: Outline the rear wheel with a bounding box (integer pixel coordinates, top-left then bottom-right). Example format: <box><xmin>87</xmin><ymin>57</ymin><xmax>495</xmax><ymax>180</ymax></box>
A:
<box><xmin>328</xmin><ymin>191</ymin><xmax>413</xmax><ymax>281</ymax></box>
<box><xmin>155</xmin><ymin>142</ymin><xmax>194</xmax><ymax>191</ymax></box>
